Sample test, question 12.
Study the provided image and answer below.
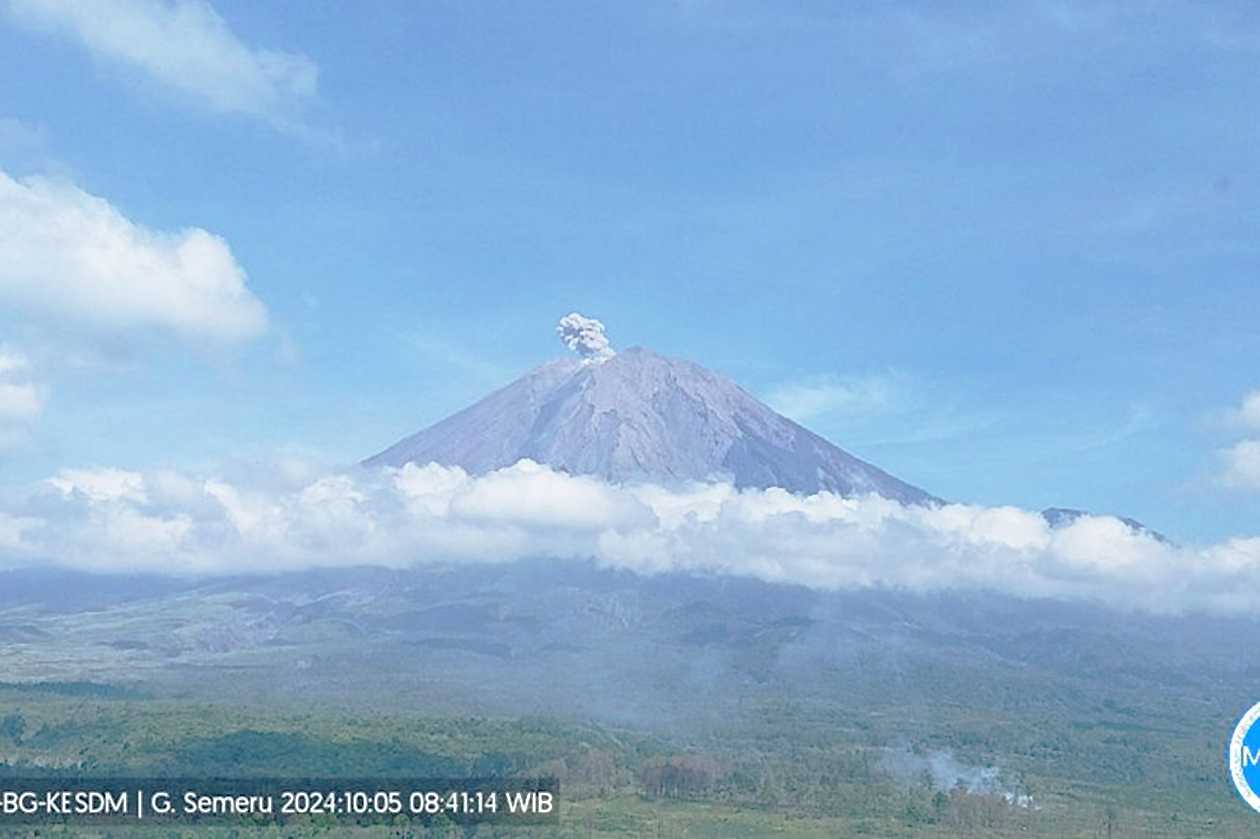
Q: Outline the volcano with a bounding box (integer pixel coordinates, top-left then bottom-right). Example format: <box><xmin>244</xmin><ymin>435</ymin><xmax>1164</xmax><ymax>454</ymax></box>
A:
<box><xmin>364</xmin><ymin>315</ymin><xmax>936</xmax><ymax>504</ymax></box>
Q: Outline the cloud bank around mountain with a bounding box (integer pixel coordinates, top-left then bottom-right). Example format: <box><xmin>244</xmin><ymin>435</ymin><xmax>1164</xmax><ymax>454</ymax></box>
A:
<box><xmin>5</xmin><ymin>458</ymin><xmax>1260</xmax><ymax>616</ymax></box>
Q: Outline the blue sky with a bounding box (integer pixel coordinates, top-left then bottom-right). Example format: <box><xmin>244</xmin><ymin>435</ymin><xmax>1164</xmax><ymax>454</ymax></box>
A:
<box><xmin>0</xmin><ymin>0</ymin><xmax>1258</xmax><ymax>543</ymax></box>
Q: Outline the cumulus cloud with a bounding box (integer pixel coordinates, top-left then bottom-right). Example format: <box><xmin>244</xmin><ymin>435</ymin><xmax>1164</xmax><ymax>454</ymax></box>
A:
<box><xmin>5</xmin><ymin>458</ymin><xmax>1260</xmax><ymax>615</ymax></box>
<box><xmin>0</xmin><ymin>170</ymin><xmax>268</xmax><ymax>343</ymax></box>
<box><xmin>557</xmin><ymin>313</ymin><xmax>615</xmax><ymax>363</ymax></box>
<box><xmin>47</xmin><ymin>467</ymin><xmax>149</xmax><ymax>504</ymax></box>
<box><xmin>5</xmin><ymin>0</ymin><xmax>317</xmax><ymax>126</ymax></box>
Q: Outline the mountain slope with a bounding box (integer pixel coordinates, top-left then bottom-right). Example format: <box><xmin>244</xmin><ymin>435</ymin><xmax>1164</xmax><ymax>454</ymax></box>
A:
<box><xmin>364</xmin><ymin>347</ymin><xmax>936</xmax><ymax>504</ymax></box>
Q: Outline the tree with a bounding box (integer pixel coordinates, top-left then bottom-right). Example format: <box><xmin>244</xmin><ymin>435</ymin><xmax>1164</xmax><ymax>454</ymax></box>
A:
<box><xmin>1</xmin><ymin>713</ymin><xmax>24</xmax><ymax>744</ymax></box>
<box><xmin>639</xmin><ymin>754</ymin><xmax>721</xmax><ymax>799</ymax></box>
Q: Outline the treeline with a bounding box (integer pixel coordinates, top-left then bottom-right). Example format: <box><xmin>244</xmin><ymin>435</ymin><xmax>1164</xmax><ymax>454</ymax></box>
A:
<box><xmin>528</xmin><ymin>739</ymin><xmax>1039</xmax><ymax>829</ymax></box>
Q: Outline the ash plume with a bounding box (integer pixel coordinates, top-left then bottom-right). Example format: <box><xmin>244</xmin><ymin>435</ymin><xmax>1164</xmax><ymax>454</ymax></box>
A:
<box><xmin>556</xmin><ymin>312</ymin><xmax>614</xmax><ymax>364</ymax></box>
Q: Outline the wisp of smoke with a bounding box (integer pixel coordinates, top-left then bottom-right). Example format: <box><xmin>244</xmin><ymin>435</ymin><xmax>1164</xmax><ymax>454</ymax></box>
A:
<box><xmin>878</xmin><ymin>748</ymin><xmax>1035</xmax><ymax>808</ymax></box>
<box><xmin>556</xmin><ymin>312</ymin><xmax>615</xmax><ymax>363</ymax></box>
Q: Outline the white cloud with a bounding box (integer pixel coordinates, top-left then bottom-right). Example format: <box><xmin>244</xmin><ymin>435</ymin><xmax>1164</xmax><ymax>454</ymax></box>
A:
<box><xmin>6</xmin><ymin>0</ymin><xmax>317</xmax><ymax>125</ymax></box>
<box><xmin>1228</xmin><ymin>390</ymin><xmax>1260</xmax><ymax>430</ymax></box>
<box><xmin>0</xmin><ymin>346</ymin><xmax>43</xmax><ymax>445</ymax></box>
<box><xmin>1220</xmin><ymin>440</ymin><xmax>1260</xmax><ymax>490</ymax></box>
<box><xmin>0</xmin><ymin>513</ymin><xmax>38</xmax><ymax>551</ymax></box>
<box><xmin>448</xmin><ymin>459</ymin><xmax>650</xmax><ymax>531</ymax></box>
<box><xmin>0</xmin><ymin>170</ymin><xmax>268</xmax><ymax>343</ymax></box>
<box><xmin>0</xmin><ymin>348</ymin><xmax>30</xmax><ymax>376</ymax></box>
<box><xmin>0</xmin><ymin>382</ymin><xmax>41</xmax><ymax>423</ymax></box>
<box><xmin>1213</xmin><ymin>390</ymin><xmax>1260</xmax><ymax>489</ymax></box>
<box><xmin>47</xmin><ymin>467</ymin><xmax>149</xmax><ymax>504</ymax></box>
<box><xmin>765</xmin><ymin>373</ymin><xmax>900</xmax><ymax>423</ymax></box>
<box><xmin>6</xmin><ymin>458</ymin><xmax>1260</xmax><ymax>615</ymax></box>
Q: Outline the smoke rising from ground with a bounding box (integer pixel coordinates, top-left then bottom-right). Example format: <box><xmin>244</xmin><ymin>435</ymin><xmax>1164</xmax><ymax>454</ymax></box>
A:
<box><xmin>4</xmin><ymin>458</ymin><xmax>1260</xmax><ymax>615</ymax></box>
<box><xmin>556</xmin><ymin>312</ymin><xmax>615</xmax><ymax>363</ymax></box>
<box><xmin>878</xmin><ymin>748</ymin><xmax>1033</xmax><ymax>808</ymax></box>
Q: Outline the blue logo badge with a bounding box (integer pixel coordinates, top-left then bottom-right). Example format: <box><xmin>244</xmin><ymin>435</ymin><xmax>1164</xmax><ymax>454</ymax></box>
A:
<box><xmin>1230</xmin><ymin>702</ymin><xmax>1260</xmax><ymax>812</ymax></box>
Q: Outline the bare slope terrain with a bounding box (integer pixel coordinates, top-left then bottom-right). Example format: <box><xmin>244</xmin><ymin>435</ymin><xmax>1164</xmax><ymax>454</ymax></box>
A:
<box><xmin>366</xmin><ymin>347</ymin><xmax>936</xmax><ymax>503</ymax></box>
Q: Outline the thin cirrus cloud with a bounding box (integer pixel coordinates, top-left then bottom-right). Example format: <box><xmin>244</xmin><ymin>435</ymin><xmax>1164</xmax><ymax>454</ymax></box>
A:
<box><xmin>0</xmin><ymin>117</ymin><xmax>46</xmax><ymax>157</ymax></box>
<box><xmin>0</xmin><ymin>169</ymin><xmax>268</xmax><ymax>344</ymax></box>
<box><xmin>764</xmin><ymin>373</ymin><xmax>902</xmax><ymax>424</ymax></box>
<box><xmin>5</xmin><ymin>0</ymin><xmax>317</xmax><ymax>126</ymax></box>
<box><xmin>7</xmin><ymin>457</ymin><xmax>1260</xmax><ymax>616</ymax></box>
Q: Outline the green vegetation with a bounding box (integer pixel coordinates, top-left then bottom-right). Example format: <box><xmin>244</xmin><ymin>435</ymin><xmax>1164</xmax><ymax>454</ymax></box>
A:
<box><xmin>0</xmin><ymin>677</ymin><xmax>1247</xmax><ymax>837</ymax></box>
<box><xmin>2</xmin><ymin>564</ymin><xmax>1254</xmax><ymax>836</ymax></box>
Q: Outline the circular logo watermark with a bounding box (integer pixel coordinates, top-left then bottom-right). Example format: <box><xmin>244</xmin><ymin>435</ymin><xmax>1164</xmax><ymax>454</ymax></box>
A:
<box><xmin>1230</xmin><ymin>702</ymin><xmax>1260</xmax><ymax>812</ymax></box>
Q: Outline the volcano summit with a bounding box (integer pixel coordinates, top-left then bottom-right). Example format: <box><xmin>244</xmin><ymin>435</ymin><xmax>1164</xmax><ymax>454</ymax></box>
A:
<box><xmin>365</xmin><ymin>315</ymin><xmax>935</xmax><ymax>504</ymax></box>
